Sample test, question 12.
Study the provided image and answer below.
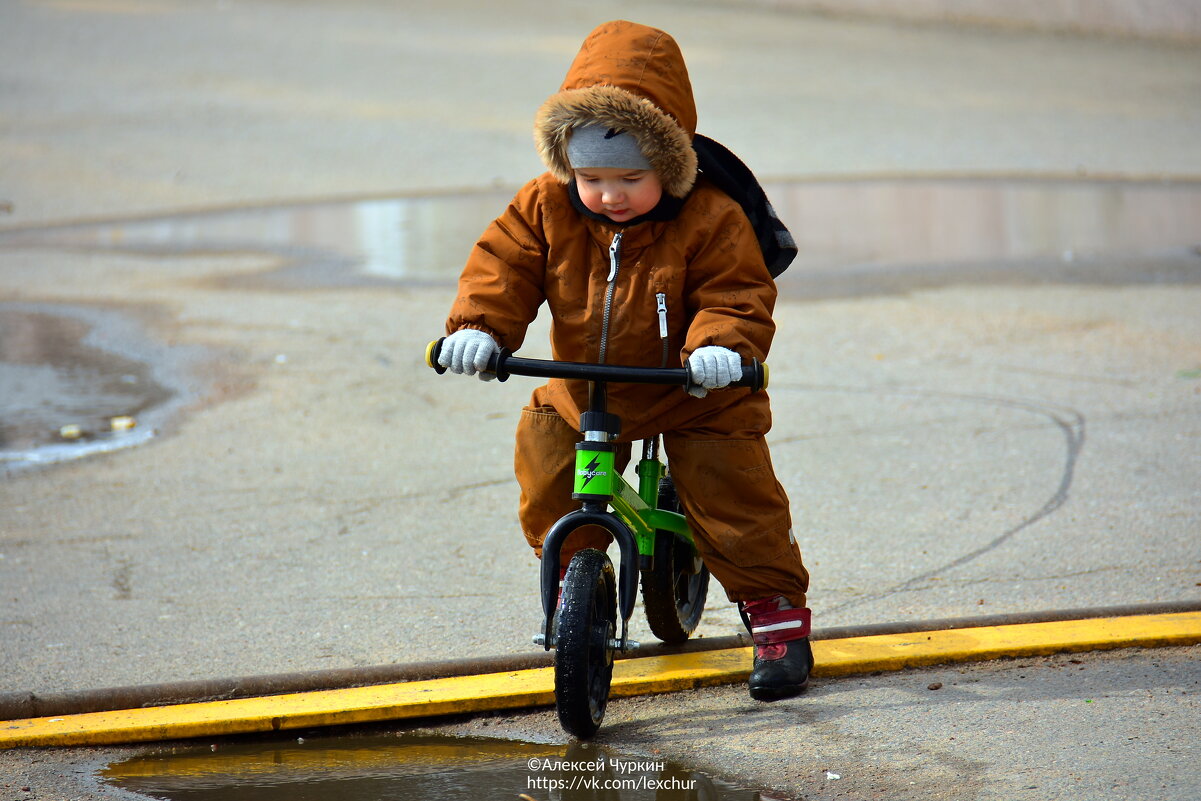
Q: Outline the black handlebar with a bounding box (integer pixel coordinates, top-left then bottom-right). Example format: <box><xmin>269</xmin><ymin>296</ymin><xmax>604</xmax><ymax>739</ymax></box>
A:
<box><xmin>425</xmin><ymin>338</ymin><xmax>768</xmax><ymax>393</ymax></box>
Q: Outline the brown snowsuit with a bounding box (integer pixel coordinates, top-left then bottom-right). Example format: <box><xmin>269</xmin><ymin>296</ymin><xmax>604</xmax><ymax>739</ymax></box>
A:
<box><xmin>445</xmin><ymin>20</ymin><xmax>808</xmax><ymax>606</ymax></box>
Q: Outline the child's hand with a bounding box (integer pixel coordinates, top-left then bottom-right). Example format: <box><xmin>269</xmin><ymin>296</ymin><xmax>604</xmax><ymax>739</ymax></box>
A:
<box><xmin>687</xmin><ymin>346</ymin><xmax>743</xmax><ymax>397</ymax></box>
<box><xmin>438</xmin><ymin>329</ymin><xmax>499</xmax><ymax>381</ymax></box>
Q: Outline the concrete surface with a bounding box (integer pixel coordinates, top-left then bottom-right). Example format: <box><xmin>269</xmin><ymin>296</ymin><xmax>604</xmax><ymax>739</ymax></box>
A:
<box><xmin>1</xmin><ymin>0</ymin><xmax>1200</xmax><ymax>798</ymax></box>
<box><xmin>753</xmin><ymin>0</ymin><xmax>1201</xmax><ymax>42</ymax></box>
<box><xmin>2</xmin><ymin>647</ymin><xmax>1197</xmax><ymax>800</ymax></box>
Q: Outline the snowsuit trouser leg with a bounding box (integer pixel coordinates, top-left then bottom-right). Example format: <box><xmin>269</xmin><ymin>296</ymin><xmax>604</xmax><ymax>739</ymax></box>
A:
<box><xmin>662</xmin><ymin>432</ymin><xmax>808</xmax><ymax>608</ymax></box>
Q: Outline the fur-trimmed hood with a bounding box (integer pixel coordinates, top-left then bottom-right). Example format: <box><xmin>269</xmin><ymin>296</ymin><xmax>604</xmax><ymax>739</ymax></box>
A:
<box><xmin>534</xmin><ymin>21</ymin><xmax>698</xmax><ymax>198</ymax></box>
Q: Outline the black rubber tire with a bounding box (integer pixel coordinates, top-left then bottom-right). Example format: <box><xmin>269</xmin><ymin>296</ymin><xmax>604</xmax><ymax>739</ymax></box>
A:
<box><xmin>641</xmin><ymin>478</ymin><xmax>709</xmax><ymax>643</ymax></box>
<box><xmin>555</xmin><ymin>548</ymin><xmax>618</xmax><ymax>740</ymax></box>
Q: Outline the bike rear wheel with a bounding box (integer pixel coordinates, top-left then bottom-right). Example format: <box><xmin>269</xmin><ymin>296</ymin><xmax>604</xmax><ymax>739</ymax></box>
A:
<box><xmin>641</xmin><ymin>477</ymin><xmax>709</xmax><ymax>643</ymax></box>
<box><xmin>555</xmin><ymin>548</ymin><xmax>618</xmax><ymax>739</ymax></box>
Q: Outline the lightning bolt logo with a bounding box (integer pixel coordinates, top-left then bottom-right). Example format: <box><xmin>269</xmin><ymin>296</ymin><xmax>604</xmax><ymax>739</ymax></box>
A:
<box><xmin>579</xmin><ymin>455</ymin><xmax>603</xmax><ymax>490</ymax></box>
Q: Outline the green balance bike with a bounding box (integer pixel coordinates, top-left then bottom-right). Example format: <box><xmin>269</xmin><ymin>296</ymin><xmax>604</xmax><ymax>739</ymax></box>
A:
<box><xmin>426</xmin><ymin>338</ymin><xmax>767</xmax><ymax>739</ymax></box>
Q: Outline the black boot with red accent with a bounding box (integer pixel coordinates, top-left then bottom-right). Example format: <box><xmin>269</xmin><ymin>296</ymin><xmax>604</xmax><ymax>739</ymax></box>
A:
<box><xmin>738</xmin><ymin>596</ymin><xmax>814</xmax><ymax>701</ymax></box>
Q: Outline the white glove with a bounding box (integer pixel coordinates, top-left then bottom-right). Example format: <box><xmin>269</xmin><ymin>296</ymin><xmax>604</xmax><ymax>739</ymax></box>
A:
<box><xmin>687</xmin><ymin>346</ymin><xmax>743</xmax><ymax>398</ymax></box>
<box><xmin>439</xmin><ymin>329</ymin><xmax>498</xmax><ymax>381</ymax></box>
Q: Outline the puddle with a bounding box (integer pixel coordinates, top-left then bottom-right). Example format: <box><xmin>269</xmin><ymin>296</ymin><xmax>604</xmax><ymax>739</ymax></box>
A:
<box><xmin>0</xmin><ymin>303</ymin><xmax>201</xmax><ymax>474</ymax></box>
<box><xmin>0</xmin><ymin>189</ymin><xmax>516</xmax><ymax>289</ymax></box>
<box><xmin>1</xmin><ymin>178</ymin><xmax>1198</xmax><ymax>293</ymax></box>
<box><xmin>102</xmin><ymin>733</ymin><xmax>764</xmax><ymax>800</ymax></box>
<box><xmin>768</xmin><ymin>177</ymin><xmax>1201</xmax><ymax>298</ymax></box>
<box><xmin>772</xmin><ymin>177</ymin><xmax>1201</xmax><ymax>269</ymax></box>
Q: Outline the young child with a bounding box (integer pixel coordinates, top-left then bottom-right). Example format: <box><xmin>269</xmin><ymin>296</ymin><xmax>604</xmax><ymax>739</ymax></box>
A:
<box><xmin>438</xmin><ymin>20</ymin><xmax>812</xmax><ymax>701</ymax></box>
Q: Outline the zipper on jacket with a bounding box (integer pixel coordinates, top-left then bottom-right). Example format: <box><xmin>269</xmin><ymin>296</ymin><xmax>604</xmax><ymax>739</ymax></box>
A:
<box><xmin>656</xmin><ymin>292</ymin><xmax>669</xmax><ymax>367</ymax></box>
<box><xmin>598</xmin><ymin>231</ymin><xmax>623</xmax><ymax>365</ymax></box>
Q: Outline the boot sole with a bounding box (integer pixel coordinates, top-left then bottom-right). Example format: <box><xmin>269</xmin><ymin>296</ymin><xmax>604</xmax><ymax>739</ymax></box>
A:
<box><xmin>748</xmin><ymin>677</ymin><xmax>809</xmax><ymax>702</ymax></box>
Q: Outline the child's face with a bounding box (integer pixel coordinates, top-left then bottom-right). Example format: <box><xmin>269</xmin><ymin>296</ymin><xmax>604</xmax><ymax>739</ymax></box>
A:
<box><xmin>574</xmin><ymin>168</ymin><xmax>663</xmax><ymax>223</ymax></box>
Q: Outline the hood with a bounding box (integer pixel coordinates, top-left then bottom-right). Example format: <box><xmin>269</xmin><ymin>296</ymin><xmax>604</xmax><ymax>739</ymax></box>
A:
<box><xmin>534</xmin><ymin>20</ymin><xmax>699</xmax><ymax>198</ymax></box>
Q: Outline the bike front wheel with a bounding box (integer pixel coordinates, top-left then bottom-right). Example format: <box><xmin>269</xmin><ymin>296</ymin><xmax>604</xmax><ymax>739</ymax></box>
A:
<box><xmin>555</xmin><ymin>548</ymin><xmax>618</xmax><ymax>740</ymax></box>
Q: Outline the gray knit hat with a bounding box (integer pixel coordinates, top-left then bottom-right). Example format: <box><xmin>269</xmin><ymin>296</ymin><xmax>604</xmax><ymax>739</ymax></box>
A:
<box><xmin>566</xmin><ymin>123</ymin><xmax>652</xmax><ymax>171</ymax></box>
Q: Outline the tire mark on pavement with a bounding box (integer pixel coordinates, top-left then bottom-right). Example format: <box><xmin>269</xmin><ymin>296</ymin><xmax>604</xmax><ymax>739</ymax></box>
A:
<box><xmin>776</xmin><ymin>383</ymin><xmax>1085</xmax><ymax>615</ymax></box>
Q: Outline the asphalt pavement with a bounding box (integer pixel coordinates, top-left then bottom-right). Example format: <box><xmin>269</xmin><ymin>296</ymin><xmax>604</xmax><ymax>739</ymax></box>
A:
<box><xmin>1</xmin><ymin>0</ymin><xmax>1199</xmax><ymax>798</ymax></box>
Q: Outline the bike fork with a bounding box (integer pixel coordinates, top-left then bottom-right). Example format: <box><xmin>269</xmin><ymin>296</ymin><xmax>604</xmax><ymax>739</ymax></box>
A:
<box><xmin>536</xmin><ymin>386</ymin><xmax>641</xmax><ymax>651</ymax></box>
<box><xmin>535</xmin><ymin>507</ymin><xmax>641</xmax><ymax>651</ymax></box>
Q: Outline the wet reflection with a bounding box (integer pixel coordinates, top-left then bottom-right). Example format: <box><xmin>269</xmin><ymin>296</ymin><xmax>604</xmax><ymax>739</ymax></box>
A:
<box><xmin>772</xmin><ymin>178</ymin><xmax>1201</xmax><ymax>268</ymax></box>
<box><xmin>0</xmin><ymin>190</ymin><xmax>515</xmax><ymax>288</ymax></box>
<box><xmin>103</xmin><ymin>734</ymin><xmax>763</xmax><ymax>800</ymax></box>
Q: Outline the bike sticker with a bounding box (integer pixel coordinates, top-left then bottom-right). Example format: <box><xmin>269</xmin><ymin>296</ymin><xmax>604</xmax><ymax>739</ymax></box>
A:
<box><xmin>574</xmin><ymin>449</ymin><xmax>616</xmax><ymax>495</ymax></box>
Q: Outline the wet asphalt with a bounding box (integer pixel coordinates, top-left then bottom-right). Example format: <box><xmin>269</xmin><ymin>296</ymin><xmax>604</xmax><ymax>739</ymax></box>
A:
<box><xmin>1</xmin><ymin>0</ymin><xmax>1200</xmax><ymax>798</ymax></box>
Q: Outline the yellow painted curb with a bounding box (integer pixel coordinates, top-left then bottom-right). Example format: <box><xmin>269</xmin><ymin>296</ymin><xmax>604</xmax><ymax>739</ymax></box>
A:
<box><xmin>3</xmin><ymin>611</ymin><xmax>1198</xmax><ymax>748</ymax></box>
<box><xmin>810</xmin><ymin>611</ymin><xmax>1201</xmax><ymax>677</ymax></box>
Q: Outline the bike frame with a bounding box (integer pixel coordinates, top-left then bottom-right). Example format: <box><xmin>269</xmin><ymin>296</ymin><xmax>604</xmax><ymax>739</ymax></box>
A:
<box><xmin>425</xmin><ymin>339</ymin><xmax>766</xmax><ymax>652</ymax></box>
<box><xmin>574</xmin><ymin>438</ymin><xmax>692</xmax><ymax>558</ymax></box>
